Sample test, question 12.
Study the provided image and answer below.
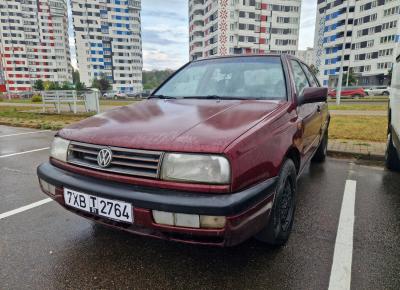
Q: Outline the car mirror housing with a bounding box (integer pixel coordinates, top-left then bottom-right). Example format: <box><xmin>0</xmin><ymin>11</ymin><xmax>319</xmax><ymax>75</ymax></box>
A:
<box><xmin>299</xmin><ymin>87</ymin><xmax>328</xmax><ymax>105</ymax></box>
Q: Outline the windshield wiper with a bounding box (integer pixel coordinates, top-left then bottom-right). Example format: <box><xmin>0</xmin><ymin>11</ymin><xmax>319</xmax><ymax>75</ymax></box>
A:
<box><xmin>182</xmin><ymin>95</ymin><xmax>247</xmax><ymax>100</ymax></box>
<box><xmin>148</xmin><ymin>94</ymin><xmax>177</xmax><ymax>99</ymax></box>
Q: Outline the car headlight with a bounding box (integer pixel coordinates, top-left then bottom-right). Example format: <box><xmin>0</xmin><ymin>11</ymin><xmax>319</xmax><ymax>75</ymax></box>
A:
<box><xmin>50</xmin><ymin>137</ymin><xmax>70</xmax><ymax>162</ymax></box>
<box><xmin>161</xmin><ymin>153</ymin><xmax>230</xmax><ymax>184</ymax></box>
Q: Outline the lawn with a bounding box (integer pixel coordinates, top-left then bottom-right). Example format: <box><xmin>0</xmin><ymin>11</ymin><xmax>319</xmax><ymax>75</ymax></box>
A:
<box><xmin>328</xmin><ymin>104</ymin><xmax>387</xmax><ymax>111</ymax></box>
<box><xmin>329</xmin><ymin>115</ymin><xmax>387</xmax><ymax>142</ymax></box>
<box><xmin>0</xmin><ymin>106</ymin><xmax>91</xmax><ymax>130</ymax></box>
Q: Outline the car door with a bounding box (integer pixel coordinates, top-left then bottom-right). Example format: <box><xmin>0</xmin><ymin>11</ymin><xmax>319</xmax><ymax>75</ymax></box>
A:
<box><xmin>301</xmin><ymin>63</ymin><xmax>329</xmax><ymax>135</ymax></box>
<box><xmin>290</xmin><ymin>59</ymin><xmax>322</xmax><ymax>160</ymax></box>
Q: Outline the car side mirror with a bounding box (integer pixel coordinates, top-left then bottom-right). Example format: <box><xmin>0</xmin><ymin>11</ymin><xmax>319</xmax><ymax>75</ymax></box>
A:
<box><xmin>299</xmin><ymin>87</ymin><xmax>328</xmax><ymax>105</ymax></box>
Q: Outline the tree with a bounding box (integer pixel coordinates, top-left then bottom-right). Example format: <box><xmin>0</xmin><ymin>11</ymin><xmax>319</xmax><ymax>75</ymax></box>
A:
<box><xmin>387</xmin><ymin>68</ymin><xmax>393</xmax><ymax>86</ymax></box>
<box><xmin>72</xmin><ymin>70</ymin><xmax>80</xmax><ymax>85</ymax></box>
<box><xmin>309</xmin><ymin>64</ymin><xmax>319</xmax><ymax>76</ymax></box>
<box><xmin>342</xmin><ymin>69</ymin><xmax>357</xmax><ymax>86</ymax></box>
<box><xmin>61</xmin><ymin>81</ymin><xmax>72</xmax><ymax>90</ymax></box>
<box><xmin>143</xmin><ymin>69</ymin><xmax>174</xmax><ymax>90</ymax></box>
<box><xmin>75</xmin><ymin>82</ymin><xmax>86</xmax><ymax>91</ymax></box>
<box><xmin>48</xmin><ymin>82</ymin><xmax>61</xmax><ymax>91</ymax></box>
<box><xmin>91</xmin><ymin>74</ymin><xmax>111</xmax><ymax>94</ymax></box>
<box><xmin>43</xmin><ymin>81</ymin><xmax>52</xmax><ymax>91</ymax></box>
<box><xmin>33</xmin><ymin>80</ymin><xmax>44</xmax><ymax>91</ymax></box>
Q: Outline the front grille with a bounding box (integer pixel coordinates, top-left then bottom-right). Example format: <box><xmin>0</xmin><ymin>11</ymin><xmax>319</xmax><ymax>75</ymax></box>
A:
<box><xmin>67</xmin><ymin>141</ymin><xmax>163</xmax><ymax>178</ymax></box>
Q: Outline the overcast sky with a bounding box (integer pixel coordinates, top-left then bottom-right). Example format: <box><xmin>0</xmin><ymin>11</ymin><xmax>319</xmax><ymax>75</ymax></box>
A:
<box><xmin>69</xmin><ymin>0</ymin><xmax>317</xmax><ymax>71</ymax></box>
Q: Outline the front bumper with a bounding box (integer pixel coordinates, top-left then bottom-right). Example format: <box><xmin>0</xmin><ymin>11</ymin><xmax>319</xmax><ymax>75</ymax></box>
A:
<box><xmin>37</xmin><ymin>162</ymin><xmax>277</xmax><ymax>246</ymax></box>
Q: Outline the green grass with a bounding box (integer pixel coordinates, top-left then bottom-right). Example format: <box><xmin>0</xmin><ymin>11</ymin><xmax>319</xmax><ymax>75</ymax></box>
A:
<box><xmin>329</xmin><ymin>115</ymin><xmax>387</xmax><ymax>142</ymax></box>
<box><xmin>0</xmin><ymin>106</ymin><xmax>91</xmax><ymax>130</ymax></box>
<box><xmin>328</xmin><ymin>96</ymin><xmax>388</xmax><ymax>103</ymax></box>
<box><xmin>328</xmin><ymin>104</ymin><xmax>387</xmax><ymax>111</ymax></box>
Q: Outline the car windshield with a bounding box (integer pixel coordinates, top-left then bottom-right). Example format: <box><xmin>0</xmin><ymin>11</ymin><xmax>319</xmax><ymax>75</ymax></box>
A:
<box><xmin>153</xmin><ymin>56</ymin><xmax>287</xmax><ymax>100</ymax></box>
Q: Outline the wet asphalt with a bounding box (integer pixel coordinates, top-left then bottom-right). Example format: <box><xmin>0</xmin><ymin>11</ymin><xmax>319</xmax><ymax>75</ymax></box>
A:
<box><xmin>0</xmin><ymin>125</ymin><xmax>399</xmax><ymax>290</ymax></box>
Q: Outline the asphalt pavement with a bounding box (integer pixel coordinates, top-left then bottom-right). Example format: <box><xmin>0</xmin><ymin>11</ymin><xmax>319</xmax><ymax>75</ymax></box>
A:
<box><xmin>0</xmin><ymin>125</ymin><xmax>399</xmax><ymax>290</ymax></box>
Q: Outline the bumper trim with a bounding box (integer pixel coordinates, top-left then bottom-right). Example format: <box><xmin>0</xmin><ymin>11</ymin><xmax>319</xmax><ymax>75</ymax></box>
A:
<box><xmin>37</xmin><ymin>162</ymin><xmax>277</xmax><ymax>216</ymax></box>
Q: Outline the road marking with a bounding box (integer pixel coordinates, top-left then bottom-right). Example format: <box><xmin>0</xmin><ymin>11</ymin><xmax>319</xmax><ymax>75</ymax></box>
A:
<box><xmin>0</xmin><ymin>147</ymin><xmax>50</xmax><ymax>159</ymax></box>
<box><xmin>328</xmin><ymin>180</ymin><xmax>357</xmax><ymax>290</ymax></box>
<box><xmin>0</xmin><ymin>198</ymin><xmax>53</xmax><ymax>220</ymax></box>
<box><xmin>0</xmin><ymin>130</ymin><xmax>51</xmax><ymax>138</ymax></box>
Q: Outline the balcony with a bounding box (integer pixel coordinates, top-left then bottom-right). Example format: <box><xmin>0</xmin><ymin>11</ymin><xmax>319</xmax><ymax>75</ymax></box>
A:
<box><xmin>191</xmin><ymin>14</ymin><xmax>204</xmax><ymax>23</ymax></box>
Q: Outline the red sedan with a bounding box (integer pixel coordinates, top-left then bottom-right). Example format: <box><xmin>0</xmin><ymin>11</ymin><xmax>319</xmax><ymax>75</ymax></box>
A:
<box><xmin>328</xmin><ymin>87</ymin><xmax>366</xmax><ymax>98</ymax></box>
<box><xmin>37</xmin><ymin>55</ymin><xmax>329</xmax><ymax>247</ymax></box>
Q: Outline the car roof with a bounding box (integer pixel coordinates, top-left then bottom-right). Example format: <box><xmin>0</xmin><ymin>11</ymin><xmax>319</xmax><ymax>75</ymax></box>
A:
<box><xmin>191</xmin><ymin>53</ymin><xmax>302</xmax><ymax>64</ymax></box>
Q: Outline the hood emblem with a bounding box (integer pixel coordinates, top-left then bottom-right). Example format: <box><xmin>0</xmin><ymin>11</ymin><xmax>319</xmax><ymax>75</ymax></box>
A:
<box><xmin>97</xmin><ymin>148</ymin><xmax>113</xmax><ymax>168</ymax></box>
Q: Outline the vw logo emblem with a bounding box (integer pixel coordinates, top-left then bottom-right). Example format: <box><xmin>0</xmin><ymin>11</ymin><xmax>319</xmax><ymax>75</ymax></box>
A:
<box><xmin>97</xmin><ymin>148</ymin><xmax>113</xmax><ymax>168</ymax></box>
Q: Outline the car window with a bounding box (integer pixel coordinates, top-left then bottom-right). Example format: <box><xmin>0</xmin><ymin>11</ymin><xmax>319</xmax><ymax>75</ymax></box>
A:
<box><xmin>155</xmin><ymin>57</ymin><xmax>287</xmax><ymax>100</ymax></box>
<box><xmin>291</xmin><ymin>60</ymin><xmax>310</xmax><ymax>94</ymax></box>
<box><xmin>300</xmin><ymin>63</ymin><xmax>318</xmax><ymax>87</ymax></box>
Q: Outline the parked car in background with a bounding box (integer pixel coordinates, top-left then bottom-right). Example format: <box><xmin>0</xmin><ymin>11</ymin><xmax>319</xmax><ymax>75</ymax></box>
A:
<box><xmin>127</xmin><ymin>90</ymin><xmax>152</xmax><ymax>99</ymax></box>
<box><xmin>37</xmin><ymin>55</ymin><xmax>329</xmax><ymax>247</ymax></box>
<box><xmin>386</xmin><ymin>54</ymin><xmax>400</xmax><ymax>171</ymax></box>
<box><xmin>103</xmin><ymin>91</ymin><xmax>127</xmax><ymax>99</ymax></box>
<box><xmin>328</xmin><ymin>86</ymin><xmax>366</xmax><ymax>99</ymax></box>
<box><xmin>364</xmin><ymin>86</ymin><xmax>390</xmax><ymax>96</ymax></box>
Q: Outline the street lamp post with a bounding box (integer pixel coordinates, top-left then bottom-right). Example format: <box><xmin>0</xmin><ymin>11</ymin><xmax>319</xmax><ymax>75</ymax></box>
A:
<box><xmin>335</xmin><ymin>0</ymin><xmax>351</xmax><ymax>105</ymax></box>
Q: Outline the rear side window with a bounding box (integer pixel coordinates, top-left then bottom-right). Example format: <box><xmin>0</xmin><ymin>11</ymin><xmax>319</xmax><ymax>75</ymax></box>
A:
<box><xmin>301</xmin><ymin>64</ymin><xmax>318</xmax><ymax>87</ymax></box>
<box><xmin>291</xmin><ymin>60</ymin><xmax>310</xmax><ymax>94</ymax></box>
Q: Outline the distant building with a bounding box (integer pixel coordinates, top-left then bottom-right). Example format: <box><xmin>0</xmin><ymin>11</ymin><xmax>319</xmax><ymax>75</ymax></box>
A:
<box><xmin>0</xmin><ymin>0</ymin><xmax>72</xmax><ymax>93</ymax></box>
<box><xmin>296</xmin><ymin>47</ymin><xmax>315</xmax><ymax>66</ymax></box>
<box><xmin>0</xmin><ymin>60</ymin><xmax>5</xmax><ymax>92</ymax></box>
<box><xmin>189</xmin><ymin>0</ymin><xmax>302</xmax><ymax>60</ymax></box>
<box><xmin>71</xmin><ymin>0</ymin><xmax>143</xmax><ymax>94</ymax></box>
<box><xmin>314</xmin><ymin>0</ymin><xmax>400</xmax><ymax>87</ymax></box>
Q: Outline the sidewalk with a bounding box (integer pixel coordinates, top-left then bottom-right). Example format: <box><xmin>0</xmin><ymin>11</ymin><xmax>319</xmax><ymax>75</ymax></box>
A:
<box><xmin>328</xmin><ymin>139</ymin><xmax>386</xmax><ymax>161</ymax></box>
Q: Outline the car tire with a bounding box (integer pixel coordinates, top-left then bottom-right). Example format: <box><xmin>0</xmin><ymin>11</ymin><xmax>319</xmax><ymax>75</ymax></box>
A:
<box><xmin>255</xmin><ymin>159</ymin><xmax>297</xmax><ymax>246</ymax></box>
<box><xmin>352</xmin><ymin>94</ymin><xmax>362</xmax><ymax>99</ymax></box>
<box><xmin>385</xmin><ymin>131</ymin><xmax>400</xmax><ymax>172</ymax></box>
<box><xmin>312</xmin><ymin>130</ymin><xmax>328</xmax><ymax>163</ymax></box>
<box><xmin>383</xmin><ymin>91</ymin><xmax>390</xmax><ymax>96</ymax></box>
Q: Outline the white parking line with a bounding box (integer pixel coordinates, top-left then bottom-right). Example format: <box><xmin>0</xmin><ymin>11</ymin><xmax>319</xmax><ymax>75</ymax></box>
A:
<box><xmin>328</xmin><ymin>180</ymin><xmax>357</xmax><ymax>290</ymax></box>
<box><xmin>0</xmin><ymin>147</ymin><xmax>50</xmax><ymax>159</ymax></box>
<box><xmin>0</xmin><ymin>198</ymin><xmax>53</xmax><ymax>220</ymax></box>
<box><xmin>0</xmin><ymin>130</ymin><xmax>51</xmax><ymax>138</ymax></box>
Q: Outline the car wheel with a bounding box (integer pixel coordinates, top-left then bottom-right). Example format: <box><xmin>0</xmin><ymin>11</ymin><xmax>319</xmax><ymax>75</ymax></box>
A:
<box><xmin>385</xmin><ymin>131</ymin><xmax>400</xmax><ymax>171</ymax></box>
<box><xmin>383</xmin><ymin>91</ymin><xmax>390</xmax><ymax>96</ymax></box>
<box><xmin>352</xmin><ymin>94</ymin><xmax>362</xmax><ymax>99</ymax></box>
<box><xmin>255</xmin><ymin>159</ymin><xmax>297</xmax><ymax>246</ymax></box>
<box><xmin>312</xmin><ymin>130</ymin><xmax>328</xmax><ymax>163</ymax></box>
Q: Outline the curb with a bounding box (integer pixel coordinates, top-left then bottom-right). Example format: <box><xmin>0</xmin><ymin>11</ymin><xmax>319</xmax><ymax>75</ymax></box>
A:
<box><xmin>328</xmin><ymin>150</ymin><xmax>385</xmax><ymax>162</ymax></box>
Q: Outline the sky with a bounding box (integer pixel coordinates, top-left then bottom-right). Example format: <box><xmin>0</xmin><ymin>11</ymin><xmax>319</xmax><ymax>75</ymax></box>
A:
<box><xmin>69</xmin><ymin>0</ymin><xmax>317</xmax><ymax>71</ymax></box>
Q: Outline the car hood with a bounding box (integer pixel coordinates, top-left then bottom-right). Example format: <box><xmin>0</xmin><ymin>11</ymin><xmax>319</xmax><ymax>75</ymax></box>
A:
<box><xmin>59</xmin><ymin>99</ymin><xmax>283</xmax><ymax>153</ymax></box>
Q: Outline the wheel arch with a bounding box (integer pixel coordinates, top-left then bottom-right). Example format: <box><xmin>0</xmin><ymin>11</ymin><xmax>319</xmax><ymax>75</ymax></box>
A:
<box><xmin>284</xmin><ymin>147</ymin><xmax>301</xmax><ymax>175</ymax></box>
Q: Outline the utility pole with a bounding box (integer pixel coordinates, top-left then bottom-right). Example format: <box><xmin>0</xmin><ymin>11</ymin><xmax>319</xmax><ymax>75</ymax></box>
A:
<box><xmin>335</xmin><ymin>0</ymin><xmax>351</xmax><ymax>105</ymax></box>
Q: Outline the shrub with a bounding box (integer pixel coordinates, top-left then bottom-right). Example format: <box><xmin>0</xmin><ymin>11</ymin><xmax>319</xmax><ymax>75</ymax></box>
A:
<box><xmin>31</xmin><ymin>95</ymin><xmax>42</xmax><ymax>103</ymax></box>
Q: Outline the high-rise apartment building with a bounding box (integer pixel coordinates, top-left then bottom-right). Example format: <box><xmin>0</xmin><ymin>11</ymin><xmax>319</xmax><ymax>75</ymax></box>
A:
<box><xmin>189</xmin><ymin>0</ymin><xmax>302</xmax><ymax>60</ymax></box>
<box><xmin>314</xmin><ymin>0</ymin><xmax>400</xmax><ymax>87</ymax></box>
<box><xmin>71</xmin><ymin>0</ymin><xmax>143</xmax><ymax>94</ymax></box>
<box><xmin>0</xmin><ymin>0</ymin><xmax>72</xmax><ymax>93</ymax></box>
<box><xmin>296</xmin><ymin>47</ymin><xmax>315</xmax><ymax>66</ymax></box>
